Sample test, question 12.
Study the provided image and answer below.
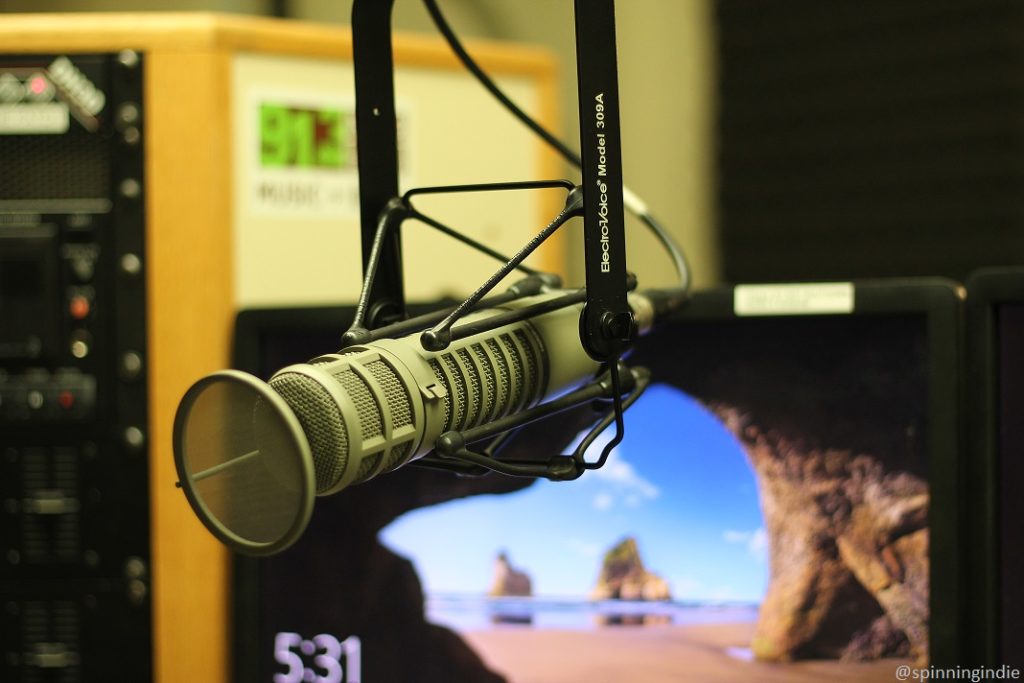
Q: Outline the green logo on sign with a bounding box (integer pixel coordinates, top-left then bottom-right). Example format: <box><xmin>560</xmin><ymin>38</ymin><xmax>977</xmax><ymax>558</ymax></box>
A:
<box><xmin>260</xmin><ymin>103</ymin><xmax>349</xmax><ymax>169</ymax></box>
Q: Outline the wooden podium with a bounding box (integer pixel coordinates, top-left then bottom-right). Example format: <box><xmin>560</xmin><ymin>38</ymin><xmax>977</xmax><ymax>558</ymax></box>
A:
<box><xmin>1</xmin><ymin>13</ymin><xmax>561</xmax><ymax>682</ymax></box>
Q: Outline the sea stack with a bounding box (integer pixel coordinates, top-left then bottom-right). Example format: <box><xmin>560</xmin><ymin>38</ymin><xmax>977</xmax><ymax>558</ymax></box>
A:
<box><xmin>488</xmin><ymin>552</ymin><xmax>533</xmax><ymax>625</ymax></box>
<box><xmin>489</xmin><ymin>551</ymin><xmax>533</xmax><ymax>597</ymax></box>
<box><xmin>592</xmin><ymin>537</ymin><xmax>671</xmax><ymax>625</ymax></box>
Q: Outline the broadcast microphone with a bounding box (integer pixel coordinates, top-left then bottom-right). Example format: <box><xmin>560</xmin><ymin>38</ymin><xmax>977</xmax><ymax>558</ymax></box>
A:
<box><xmin>172</xmin><ymin>289</ymin><xmax>675</xmax><ymax>556</ymax></box>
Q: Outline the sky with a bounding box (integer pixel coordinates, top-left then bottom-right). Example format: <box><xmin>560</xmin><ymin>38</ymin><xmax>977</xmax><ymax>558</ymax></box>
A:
<box><xmin>379</xmin><ymin>383</ymin><xmax>769</xmax><ymax>604</ymax></box>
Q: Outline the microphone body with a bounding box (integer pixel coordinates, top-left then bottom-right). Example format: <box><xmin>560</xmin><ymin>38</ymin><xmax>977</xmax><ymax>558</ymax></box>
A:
<box><xmin>269</xmin><ymin>293</ymin><xmax>600</xmax><ymax>495</ymax></box>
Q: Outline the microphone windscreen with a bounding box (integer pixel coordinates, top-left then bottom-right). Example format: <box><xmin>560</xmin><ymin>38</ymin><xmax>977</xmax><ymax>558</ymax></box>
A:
<box><xmin>173</xmin><ymin>370</ymin><xmax>315</xmax><ymax>556</ymax></box>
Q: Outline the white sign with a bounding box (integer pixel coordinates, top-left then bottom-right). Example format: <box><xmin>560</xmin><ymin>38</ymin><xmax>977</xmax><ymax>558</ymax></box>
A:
<box><xmin>244</xmin><ymin>92</ymin><xmax>412</xmax><ymax>220</ymax></box>
<box><xmin>734</xmin><ymin>282</ymin><xmax>855</xmax><ymax>316</ymax></box>
<box><xmin>247</xmin><ymin>94</ymin><xmax>358</xmax><ymax>218</ymax></box>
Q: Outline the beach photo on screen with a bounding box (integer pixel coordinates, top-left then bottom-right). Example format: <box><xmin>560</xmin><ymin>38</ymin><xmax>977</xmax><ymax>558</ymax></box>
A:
<box><xmin>375</xmin><ymin>314</ymin><xmax>930</xmax><ymax>683</ymax></box>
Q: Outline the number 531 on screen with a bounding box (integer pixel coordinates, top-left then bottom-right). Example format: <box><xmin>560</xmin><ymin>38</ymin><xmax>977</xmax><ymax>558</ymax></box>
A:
<box><xmin>273</xmin><ymin>632</ymin><xmax>361</xmax><ymax>683</ymax></box>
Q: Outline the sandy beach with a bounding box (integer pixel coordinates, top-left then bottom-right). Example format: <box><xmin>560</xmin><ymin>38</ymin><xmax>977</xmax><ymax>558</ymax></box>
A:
<box><xmin>462</xmin><ymin>621</ymin><xmax>908</xmax><ymax>683</ymax></box>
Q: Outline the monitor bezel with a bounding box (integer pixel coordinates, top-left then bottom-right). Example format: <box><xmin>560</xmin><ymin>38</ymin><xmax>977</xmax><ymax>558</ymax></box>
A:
<box><xmin>965</xmin><ymin>267</ymin><xmax>1024</xmax><ymax>664</ymax></box>
<box><xmin>229</xmin><ymin>277</ymin><xmax>964</xmax><ymax>679</ymax></box>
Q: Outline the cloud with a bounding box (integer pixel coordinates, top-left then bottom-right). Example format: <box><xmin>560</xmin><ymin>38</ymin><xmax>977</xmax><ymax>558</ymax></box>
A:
<box><xmin>566</xmin><ymin>538</ymin><xmax>602</xmax><ymax>558</ymax></box>
<box><xmin>723</xmin><ymin>527</ymin><xmax>768</xmax><ymax>562</ymax></box>
<box><xmin>722</xmin><ymin>530</ymin><xmax>749</xmax><ymax>543</ymax></box>
<box><xmin>749</xmin><ymin>528</ymin><xmax>768</xmax><ymax>558</ymax></box>
<box><xmin>567</xmin><ymin>427</ymin><xmax>660</xmax><ymax>512</ymax></box>
<box><xmin>592</xmin><ymin>455</ymin><xmax>660</xmax><ymax>499</ymax></box>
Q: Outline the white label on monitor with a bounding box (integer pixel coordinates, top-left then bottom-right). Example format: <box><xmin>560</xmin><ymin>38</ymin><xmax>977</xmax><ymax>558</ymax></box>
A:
<box><xmin>734</xmin><ymin>283</ymin><xmax>854</xmax><ymax>316</ymax></box>
<box><xmin>0</xmin><ymin>103</ymin><xmax>69</xmax><ymax>134</ymax></box>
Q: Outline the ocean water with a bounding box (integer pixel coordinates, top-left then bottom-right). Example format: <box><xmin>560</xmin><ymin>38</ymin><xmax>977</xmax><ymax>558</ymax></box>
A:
<box><xmin>426</xmin><ymin>594</ymin><xmax>760</xmax><ymax>632</ymax></box>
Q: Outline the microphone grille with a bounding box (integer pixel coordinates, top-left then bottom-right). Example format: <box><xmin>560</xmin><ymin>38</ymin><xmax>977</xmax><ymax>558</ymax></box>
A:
<box><xmin>512</xmin><ymin>329</ymin><xmax>541</xmax><ymax>403</ymax></box>
<box><xmin>486</xmin><ymin>338</ymin><xmax>514</xmax><ymax>414</ymax></box>
<box><xmin>271</xmin><ymin>354</ymin><xmax>419</xmax><ymax>493</ymax></box>
<box><xmin>335</xmin><ymin>369</ymin><xmax>383</xmax><ymax>439</ymax></box>
<box><xmin>428</xmin><ymin>359</ymin><xmax>454</xmax><ymax>429</ymax></box>
<box><xmin>267</xmin><ymin>319</ymin><xmax>546</xmax><ymax>494</ymax></box>
<box><xmin>364</xmin><ymin>360</ymin><xmax>413</xmax><ymax>427</ymax></box>
<box><xmin>353</xmin><ymin>452</ymin><xmax>381</xmax><ymax>483</ymax></box>
<box><xmin>332</xmin><ymin>360</ymin><xmax>415</xmax><ymax>485</ymax></box>
<box><xmin>381</xmin><ymin>440</ymin><xmax>415</xmax><ymax>474</ymax></box>
<box><xmin>427</xmin><ymin>328</ymin><xmax>545</xmax><ymax>434</ymax></box>
<box><xmin>456</xmin><ymin>348</ymin><xmax>484</xmax><ymax>427</ymax></box>
<box><xmin>348</xmin><ymin>442</ymin><xmax>412</xmax><ymax>486</ymax></box>
<box><xmin>471</xmin><ymin>345</ymin><xmax>500</xmax><ymax>422</ymax></box>
<box><xmin>268</xmin><ymin>371</ymin><xmax>349</xmax><ymax>493</ymax></box>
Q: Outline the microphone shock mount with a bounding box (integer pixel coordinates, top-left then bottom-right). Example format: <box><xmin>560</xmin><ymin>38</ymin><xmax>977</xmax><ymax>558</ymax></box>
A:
<box><xmin>345</xmin><ymin>0</ymin><xmax>648</xmax><ymax>482</ymax></box>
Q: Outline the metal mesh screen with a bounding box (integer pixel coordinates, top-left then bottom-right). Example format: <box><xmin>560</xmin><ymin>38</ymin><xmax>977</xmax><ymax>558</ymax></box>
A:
<box><xmin>471</xmin><ymin>344</ymin><xmax>498</xmax><ymax>423</ymax></box>
<box><xmin>270</xmin><ymin>372</ymin><xmax>348</xmax><ymax>493</ymax></box>
<box><xmin>336</xmin><ymin>370</ymin><xmax>382</xmax><ymax>440</ymax></box>
<box><xmin>457</xmin><ymin>349</ymin><xmax>482</xmax><ymax>428</ymax></box>
<box><xmin>383</xmin><ymin>441</ymin><xmax>414</xmax><ymax>472</ymax></box>
<box><xmin>499</xmin><ymin>334</ymin><xmax>525</xmax><ymax>412</ymax></box>
<box><xmin>427</xmin><ymin>327</ymin><xmax>544</xmax><ymax>433</ymax></box>
<box><xmin>353</xmin><ymin>453</ymin><xmax>382</xmax><ymax>484</ymax></box>
<box><xmin>365</xmin><ymin>360</ymin><xmax>412</xmax><ymax>427</ymax></box>
<box><xmin>514</xmin><ymin>330</ymin><xmax>540</xmax><ymax>406</ymax></box>
<box><xmin>441</xmin><ymin>353</ymin><xmax>467</xmax><ymax>430</ymax></box>
<box><xmin>429</xmin><ymin>359</ymin><xmax>452</xmax><ymax>430</ymax></box>
<box><xmin>485</xmin><ymin>339</ymin><xmax>511</xmax><ymax>419</ymax></box>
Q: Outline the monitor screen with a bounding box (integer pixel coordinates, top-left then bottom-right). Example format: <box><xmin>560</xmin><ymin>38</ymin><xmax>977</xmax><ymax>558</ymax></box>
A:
<box><xmin>232</xmin><ymin>283</ymin><xmax>959</xmax><ymax>683</ymax></box>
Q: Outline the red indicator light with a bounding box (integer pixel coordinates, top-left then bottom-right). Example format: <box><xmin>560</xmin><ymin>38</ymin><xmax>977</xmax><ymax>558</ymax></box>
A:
<box><xmin>58</xmin><ymin>391</ymin><xmax>75</xmax><ymax>410</ymax></box>
<box><xmin>30</xmin><ymin>77</ymin><xmax>47</xmax><ymax>94</ymax></box>
<box><xmin>69</xmin><ymin>295</ymin><xmax>90</xmax><ymax>320</ymax></box>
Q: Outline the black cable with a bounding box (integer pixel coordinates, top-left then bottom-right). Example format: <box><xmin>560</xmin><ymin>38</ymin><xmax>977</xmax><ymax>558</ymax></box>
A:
<box><xmin>422</xmin><ymin>0</ymin><xmax>692</xmax><ymax>291</ymax></box>
<box><xmin>422</xmin><ymin>0</ymin><xmax>583</xmax><ymax>168</ymax></box>
<box><xmin>639</xmin><ymin>212</ymin><xmax>690</xmax><ymax>293</ymax></box>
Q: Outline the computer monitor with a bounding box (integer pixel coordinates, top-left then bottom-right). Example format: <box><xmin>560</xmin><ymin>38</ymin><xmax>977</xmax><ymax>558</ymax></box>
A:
<box><xmin>231</xmin><ymin>279</ymin><xmax>962</xmax><ymax>682</ymax></box>
<box><xmin>966</xmin><ymin>268</ymin><xmax>1024</xmax><ymax>666</ymax></box>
